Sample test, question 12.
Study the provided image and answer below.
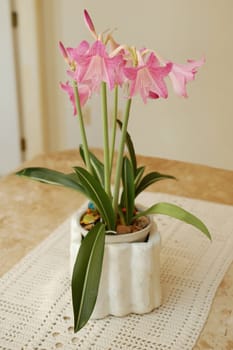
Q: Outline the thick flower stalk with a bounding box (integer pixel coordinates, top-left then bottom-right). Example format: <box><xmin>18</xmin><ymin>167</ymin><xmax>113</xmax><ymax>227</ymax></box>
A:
<box><xmin>109</xmin><ymin>85</ymin><xmax>118</xmax><ymax>173</ymax></box>
<box><xmin>59</xmin><ymin>41</ymin><xmax>92</xmax><ymax>174</ymax></box>
<box><xmin>101</xmin><ymin>82</ymin><xmax>111</xmax><ymax>196</ymax></box>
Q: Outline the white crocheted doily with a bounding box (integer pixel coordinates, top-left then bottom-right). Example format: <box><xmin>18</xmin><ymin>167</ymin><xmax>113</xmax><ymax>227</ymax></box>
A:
<box><xmin>0</xmin><ymin>193</ymin><xmax>233</xmax><ymax>350</ymax></box>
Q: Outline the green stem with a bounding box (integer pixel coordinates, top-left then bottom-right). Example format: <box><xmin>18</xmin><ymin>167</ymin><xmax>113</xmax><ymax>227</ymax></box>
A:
<box><xmin>110</xmin><ymin>85</ymin><xmax>118</xmax><ymax>175</ymax></box>
<box><xmin>101</xmin><ymin>82</ymin><xmax>111</xmax><ymax>196</ymax></box>
<box><xmin>73</xmin><ymin>81</ymin><xmax>92</xmax><ymax>174</ymax></box>
<box><xmin>112</xmin><ymin>98</ymin><xmax>132</xmax><ymax>213</ymax></box>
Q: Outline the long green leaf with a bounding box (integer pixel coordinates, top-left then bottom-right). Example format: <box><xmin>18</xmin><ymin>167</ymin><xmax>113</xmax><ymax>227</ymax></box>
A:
<box><xmin>121</xmin><ymin>157</ymin><xmax>135</xmax><ymax>224</ymax></box>
<box><xmin>89</xmin><ymin>152</ymin><xmax>105</xmax><ymax>186</ymax></box>
<box><xmin>79</xmin><ymin>144</ymin><xmax>86</xmax><ymax>165</ymax></box>
<box><xmin>79</xmin><ymin>145</ymin><xmax>105</xmax><ymax>186</ymax></box>
<box><xmin>73</xmin><ymin>167</ymin><xmax>115</xmax><ymax>230</ymax></box>
<box><xmin>134</xmin><ymin>166</ymin><xmax>145</xmax><ymax>187</ymax></box>
<box><xmin>16</xmin><ymin>167</ymin><xmax>86</xmax><ymax>194</ymax></box>
<box><xmin>135</xmin><ymin>202</ymin><xmax>211</xmax><ymax>240</ymax></box>
<box><xmin>135</xmin><ymin>171</ymin><xmax>176</xmax><ymax>197</ymax></box>
<box><xmin>117</xmin><ymin>119</ymin><xmax>137</xmax><ymax>175</ymax></box>
<box><xmin>72</xmin><ymin>223</ymin><xmax>105</xmax><ymax>332</ymax></box>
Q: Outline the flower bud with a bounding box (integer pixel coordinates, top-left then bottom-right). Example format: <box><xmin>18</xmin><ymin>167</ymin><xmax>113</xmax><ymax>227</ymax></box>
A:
<box><xmin>59</xmin><ymin>41</ymin><xmax>69</xmax><ymax>64</ymax></box>
<box><xmin>84</xmin><ymin>9</ymin><xmax>96</xmax><ymax>36</ymax></box>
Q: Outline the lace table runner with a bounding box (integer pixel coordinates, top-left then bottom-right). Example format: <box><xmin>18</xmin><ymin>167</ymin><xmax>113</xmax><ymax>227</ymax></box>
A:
<box><xmin>1</xmin><ymin>193</ymin><xmax>233</xmax><ymax>350</ymax></box>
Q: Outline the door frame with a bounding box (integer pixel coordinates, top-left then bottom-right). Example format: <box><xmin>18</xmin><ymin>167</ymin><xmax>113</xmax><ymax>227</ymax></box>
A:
<box><xmin>12</xmin><ymin>0</ymin><xmax>46</xmax><ymax>161</ymax></box>
<box><xmin>0</xmin><ymin>0</ymin><xmax>22</xmax><ymax>175</ymax></box>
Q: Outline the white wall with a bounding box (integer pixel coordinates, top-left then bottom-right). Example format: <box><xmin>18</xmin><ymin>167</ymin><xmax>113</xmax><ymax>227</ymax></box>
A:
<box><xmin>38</xmin><ymin>0</ymin><xmax>233</xmax><ymax>170</ymax></box>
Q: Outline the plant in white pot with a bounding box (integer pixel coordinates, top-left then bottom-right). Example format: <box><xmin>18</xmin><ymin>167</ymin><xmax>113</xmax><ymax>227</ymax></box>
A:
<box><xmin>16</xmin><ymin>9</ymin><xmax>211</xmax><ymax>333</ymax></box>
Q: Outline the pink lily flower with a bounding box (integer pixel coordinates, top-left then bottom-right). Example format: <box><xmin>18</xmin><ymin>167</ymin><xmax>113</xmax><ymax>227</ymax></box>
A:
<box><xmin>66</xmin><ymin>41</ymin><xmax>90</xmax><ymax>81</ymax></box>
<box><xmin>72</xmin><ymin>40</ymin><xmax>124</xmax><ymax>92</ymax></box>
<box><xmin>67</xmin><ymin>41</ymin><xmax>90</xmax><ymax>61</ymax></box>
<box><xmin>60</xmin><ymin>81</ymin><xmax>90</xmax><ymax>115</ymax></box>
<box><xmin>169</xmin><ymin>57</ymin><xmax>205</xmax><ymax>97</ymax></box>
<box><xmin>59</xmin><ymin>40</ymin><xmax>90</xmax><ymax>76</ymax></box>
<box><xmin>124</xmin><ymin>52</ymin><xmax>172</xmax><ymax>103</ymax></box>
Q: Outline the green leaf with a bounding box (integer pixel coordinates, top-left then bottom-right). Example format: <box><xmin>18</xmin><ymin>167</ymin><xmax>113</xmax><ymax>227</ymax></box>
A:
<box><xmin>135</xmin><ymin>171</ymin><xmax>176</xmax><ymax>197</ymax></box>
<box><xmin>134</xmin><ymin>166</ymin><xmax>145</xmax><ymax>187</ymax></box>
<box><xmin>72</xmin><ymin>223</ymin><xmax>105</xmax><ymax>332</ymax></box>
<box><xmin>135</xmin><ymin>202</ymin><xmax>211</xmax><ymax>240</ymax></box>
<box><xmin>121</xmin><ymin>157</ymin><xmax>135</xmax><ymax>224</ymax></box>
<box><xmin>73</xmin><ymin>167</ymin><xmax>115</xmax><ymax>230</ymax></box>
<box><xmin>79</xmin><ymin>145</ymin><xmax>104</xmax><ymax>185</ymax></box>
<box><xmin>79</xmin><ymin>144</ymin><xmax>86</xmax><ymax>165</ymax></box>
<box><xmin>89</xmin><ymin>152</ymin><xmax>105</xmax><ymax>186</ymax></box>
<box><xmin>79</xmin><ymin>145</ymin><xmax>105</xmax><ymax>185</ymax></box>
<box><xmin>117</xmin><ymin>119</ymin><xmax>137</xmax><ymax>175</ymax></box>
<box><xmin>16</xmin><ymin>167</ymin><xmax>86</xmax><ymax>194</ymax></box>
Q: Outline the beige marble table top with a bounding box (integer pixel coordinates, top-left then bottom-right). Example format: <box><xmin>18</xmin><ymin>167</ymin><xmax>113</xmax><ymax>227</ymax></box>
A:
<box><xmin>1</xmin><ymin>149</ymin><xmax>233</xmax><ymax>349</ymax></box>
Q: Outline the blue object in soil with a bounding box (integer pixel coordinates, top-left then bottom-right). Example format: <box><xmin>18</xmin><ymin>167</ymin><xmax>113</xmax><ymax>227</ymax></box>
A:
<box><xmin>88</xmin><ymin>202</ymin><xmax>95</xmax><ymax>210</ymax></box>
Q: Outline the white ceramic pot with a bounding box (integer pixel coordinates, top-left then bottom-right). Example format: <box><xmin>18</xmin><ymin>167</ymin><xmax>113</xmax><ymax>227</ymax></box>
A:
<box><xmin>70</xmin><ymin>203</ymin><xmax>162</xmax><ymax>319</ymax></box>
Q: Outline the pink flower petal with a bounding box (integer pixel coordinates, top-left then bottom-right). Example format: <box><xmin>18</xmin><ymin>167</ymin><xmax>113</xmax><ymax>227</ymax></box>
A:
<box><xmin>60</xmin><ymin>81</ymin><xmax>90</xmax><ymax>115</ymax></box>
<box><xmin>72</xmin><ymin>40</ymin><xmax>124</xmax><ymax>91</ymax></box>
<box><xmin>148</xmin><ymin>91</ymin><xmax>159</xmax><ymax>99</ymax></box>
<box><xmin>67</xmin><ymin>41</ymin><xmax>90</xmax><ymax>61</ymax></box>
<box><xmin>123</xmin><ymin>67</ymin><xmax>138</xmax><ymax>80</ymax></box>
<box><xmin>125</xmin><ymin>52</ymin><xmax>171</xmax><ymax>103</ymax></box>
<box><xmin>169</xmin><ymin>57</ymin><xmax>205</xmax><ymax>97</ymax></box>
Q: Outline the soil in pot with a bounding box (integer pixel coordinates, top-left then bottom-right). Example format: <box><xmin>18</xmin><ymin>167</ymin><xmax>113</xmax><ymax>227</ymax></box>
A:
<box><xmin>80</xmin><ymin>207</ymin><xmax>150</xmax><ymax>235</ymax></box>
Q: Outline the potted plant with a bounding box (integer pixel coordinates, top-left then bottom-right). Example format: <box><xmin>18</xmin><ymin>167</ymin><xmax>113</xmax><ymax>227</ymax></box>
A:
<box><xmin>16</xmin><ymin>9</ymin><xmax>211</xmax><ymax>333</ymax></box>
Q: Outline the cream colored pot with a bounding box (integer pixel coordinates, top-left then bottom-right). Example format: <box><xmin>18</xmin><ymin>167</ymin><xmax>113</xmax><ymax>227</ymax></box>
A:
<box><xmin>70</xmin><ymin>203</ymin><xmax>162</xmax><ymax>319</ymax></box>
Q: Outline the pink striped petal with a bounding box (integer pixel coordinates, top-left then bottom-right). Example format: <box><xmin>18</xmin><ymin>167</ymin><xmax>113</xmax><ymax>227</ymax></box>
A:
<box><xmin>60</xmin><ymin>82</ymin><xmax>90</xmax><ymax>115</ymax></box>
<box><xmin>169</xmin><ymin>57</ymin><xmax>205</xmax><ymax>97</ymax></box>
<box><xmin>126</xmin><ymin>53</ymin><xmax>171</xmax><ymax>103</ymax></box>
